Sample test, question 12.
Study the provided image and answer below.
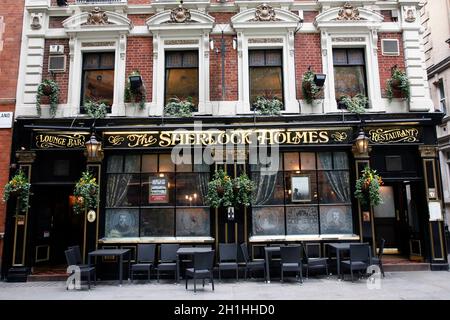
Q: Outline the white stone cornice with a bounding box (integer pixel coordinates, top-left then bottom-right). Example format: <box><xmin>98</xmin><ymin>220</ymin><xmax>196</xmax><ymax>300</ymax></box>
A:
<box><xmin>62</xmin><ymin>10</ymin><xmax>133</xmax><ymax>34</ymax></box>
<box><xmin>146</xmin><ymin>8</ymin><xmax>215</xmax><ymax>33</ymax></box>
<box><xmin>314</xmin><ymin>6</ymin><xmax>383</xmax><ymax>30</ymax></box>
<box><xmin>231</xmin><ymin>7</ymin><xmax>301</xmax><ymax>31</ymax></box>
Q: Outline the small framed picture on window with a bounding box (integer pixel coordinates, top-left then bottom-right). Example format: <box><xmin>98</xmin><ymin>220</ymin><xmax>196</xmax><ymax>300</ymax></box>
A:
<box><xmin>291</xmin><ymin>175</ymin><xmax>311</xmax><ymax>202</ymax></box>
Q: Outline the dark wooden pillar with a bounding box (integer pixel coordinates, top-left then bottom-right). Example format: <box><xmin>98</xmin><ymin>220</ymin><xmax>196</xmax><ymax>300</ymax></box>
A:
<box><xmin>419</xmin><ymin>145</ymin><xmax>449</xmax><ymax>270</ymax></box>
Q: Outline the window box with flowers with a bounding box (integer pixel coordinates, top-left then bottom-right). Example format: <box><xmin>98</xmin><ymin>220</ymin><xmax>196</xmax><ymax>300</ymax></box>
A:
<box><xmin>252</xmin><ymin>96</ymin><xmax>283</xmax><ymax>116</ymax></box>
<box><xmin>354</xmin><ymin>166</ymin><xmax>383</xmax><ymax>207</ymax></box>
<box><xmin>164</xmin><ymin>97</ymin><xmax>194</xmax><ymax>117</ymax></box>
<box><xmin>73</xmin><ymin>171</ymin><xmax>99</xmax><ymax>215</ymax></box>
<box><xmin>3</xmin><ymin>170</ymin><xmax>31</xmax><ymax>213</ymax></box>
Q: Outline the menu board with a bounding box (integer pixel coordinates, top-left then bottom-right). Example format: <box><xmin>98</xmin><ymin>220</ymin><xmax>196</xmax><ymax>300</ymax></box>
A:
<box><xmin>149</xmin><ymin>176</ymin><xmax>168</xmax><ymax>203</ymax></box>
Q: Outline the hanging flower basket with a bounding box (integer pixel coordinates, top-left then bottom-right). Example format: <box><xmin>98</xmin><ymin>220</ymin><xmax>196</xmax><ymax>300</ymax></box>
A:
<box><xmin>36</xmin><ymin>79</ymin><xmax>60</xmax><ymax>118</ymax></box>
<box><xmin>354</xmin><ymin>166</ymin><xmax>383</xmax><ymax>207</ymax></box>
<box><xmin>73</xmin><ymin>171</ymin><xmax>99</xmax><ymax>215</ymax></box>
<box><xmin>3</xmin><ymin>170</ymin><xmax>31</xmax><ymax>213</ymax></box>
<box><xmin>386</xmin><ymin>67</ymin><xmax>410</xmax><ymax>102</ymax></box>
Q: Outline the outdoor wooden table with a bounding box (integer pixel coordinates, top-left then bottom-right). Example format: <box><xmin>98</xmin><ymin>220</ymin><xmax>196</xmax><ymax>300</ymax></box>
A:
<box><xmin>88</xmin><ymin>249</ymin><xmax>130</xmax><ymax>286</ymax></box>
<box><xmin>176</xmin><ymin>247</ymin><xmax>213</xmax><ymax>283</ymax></box>
<box><xmin>264</xmin><ymin>246</ymin><xmax>281</xmax><ymax>283</ymax></box>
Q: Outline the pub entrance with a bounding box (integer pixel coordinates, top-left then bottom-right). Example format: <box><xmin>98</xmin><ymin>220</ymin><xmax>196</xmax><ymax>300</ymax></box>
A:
<box><xmin>373</xmin><ymin>181</ymin><xmax>424</xmax><ymax>259</ymax></box>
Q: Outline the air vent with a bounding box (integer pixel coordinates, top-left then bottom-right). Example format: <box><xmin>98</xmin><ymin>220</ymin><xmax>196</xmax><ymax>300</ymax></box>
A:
<box><xmin>381</xmin><ymin>39</ymin><xmax>400</xmax><ymax>56</ymax></box>
<box><xmin>48</xmin><ymin>55</ymin><xmax>66</xmax><ymax>73</ymax></box>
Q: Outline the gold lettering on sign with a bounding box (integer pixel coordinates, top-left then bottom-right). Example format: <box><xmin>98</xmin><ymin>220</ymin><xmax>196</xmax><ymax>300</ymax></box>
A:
<box><xmin>369</xmin><ymin>128</ymin><xmax>419</xmax><ymax>143</ymax></box>
<box><xmin>108</xmin><ymin>135</ymin><xmax>125</xmax><ymax>146</ymax></box>
<box><xmin>127</xmin><ymin>133</ymin><xmax>158</xmax><ymax>147</ymax></box>
<box><xmin>35</xmin><ymin>134</ymin><xmax>86</xmax><ymax>148</ymax></box>
<box><xmin>331</xmin><ymin>131</ymin><xmax>347</xmax><ymax>142</ymax></box>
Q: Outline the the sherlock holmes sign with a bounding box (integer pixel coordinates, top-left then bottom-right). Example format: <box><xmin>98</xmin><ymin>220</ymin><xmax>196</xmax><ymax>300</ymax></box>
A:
<box><xmin>103</xmin><ymin>128</ymin><xmax>353</xmax><ymax>148</ymax></box>
<box><xmin>33</xmin><ymin>132</ymin><xmax>88</xmax><ymax>149</ymax></box>
<box><xmin>368</xmin><ymin>127</ymin><xmax>421</xmax><ymax>144</ymax></box>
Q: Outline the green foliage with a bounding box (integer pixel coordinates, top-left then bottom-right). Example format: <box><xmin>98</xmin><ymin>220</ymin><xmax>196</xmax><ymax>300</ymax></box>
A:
<box><xmin>355</xmin><ymin>166</ymin><xmax>383</xmax><ymax>207</ymax></box>
<box><xmin>164</xmin><ymin>96</ymin><xmax>194</xmax><ymax>117</ymax></box>
<box><xmin>339</xmin><ymin>94</ymin><xmax>368</xmax><ymax>114</ymax></box>
<box><xmin>84</xmin><ymin>100</ymin><xmax>108</xmax><ymax>119</ymax></box>
<box><xmin>206</xmin><ymin>170</ymin><xmax>255</xmax><ymax>209</ymax></box>
<box><xmin>73</xmin><ymin>171</ymin><xmax>99</xmax><ymax>215</ymax></box>
<box><xmin>302</xmin><ymin>70</ymin><xmax>320</xmax><ymax>104</ymax></box>
<box><xmin>3</xmin><ymin>170</ymin><xmax>31</xmax><ymax>213</ymax></box>
<box><xmin>36</xmin><ymin>79</ymin><xmax>60</xmax><ymax>117</ymax></box>
<box><xmin>386</xmin><ymin>67</ymin><xmax>410</xmax><ymax>103</ymax></box>
<box><xmin>124</xmin><ymin>71</ymin><xmax>146</xmax><ymax>110</ymax></box>
<box><xmin>252</xmin><ymin>96</ymin><xmax>283</xmax><ymax>115</ymax></box>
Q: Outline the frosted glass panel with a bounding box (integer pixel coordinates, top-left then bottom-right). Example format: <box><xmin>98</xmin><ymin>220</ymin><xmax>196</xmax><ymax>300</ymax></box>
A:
<box><xmin>373</xmin><ymin>186</ymin><xmax>395</xmax><ymax>218</ymax></box>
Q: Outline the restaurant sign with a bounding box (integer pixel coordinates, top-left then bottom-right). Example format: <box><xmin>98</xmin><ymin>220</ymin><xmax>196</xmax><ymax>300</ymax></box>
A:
<box><xmin>33</xmin><ymin>132</ymin><xmax>89</xmax><ymax>149</ymax></box>
<box><xmin>368</xmin><ymin>127</ymin><xmax>421</xmax><ymax>144</ymax></box>
<box><xmin>103</xmin><ymin>128</ymin><xmax>353</xmax><ymax>148</ymax></box>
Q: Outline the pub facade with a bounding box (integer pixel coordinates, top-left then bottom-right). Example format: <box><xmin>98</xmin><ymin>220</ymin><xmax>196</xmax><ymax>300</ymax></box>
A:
<box><xmin>2</xmin><ymin>0</ymin><xmax>448</xmax><ymax>278</ymax></box>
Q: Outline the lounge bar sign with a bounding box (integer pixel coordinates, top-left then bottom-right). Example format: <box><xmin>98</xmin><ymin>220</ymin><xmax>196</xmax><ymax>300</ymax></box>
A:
<box><xmin>368</xmin><ymin>127</ymin><xmax>421</xmax><ymax>144</ymax></box>
<box><xmin>33</xmin><ymin>132</ymin><xmax>89</xmax><ymax>149</ymax></box>
<box><xmin>104</xmin><ymin>128</ymin><xmax>353</xmax><ymax>148</ymax></box>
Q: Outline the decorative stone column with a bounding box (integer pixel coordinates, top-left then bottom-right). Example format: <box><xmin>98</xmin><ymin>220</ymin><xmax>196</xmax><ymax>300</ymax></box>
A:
<box><xmin>419</xmin><ymin>145</ymin><xmax>449</xmax><ymax>270</ymax></box>
<box><xmin>11</xmin><ymin>150</ymin><xmax>36</xmax><ymax>266</ymax></box>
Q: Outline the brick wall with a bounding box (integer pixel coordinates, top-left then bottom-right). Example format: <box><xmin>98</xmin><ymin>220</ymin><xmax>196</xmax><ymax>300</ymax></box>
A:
<box><xmin>295</xmin><ymin>33</ymin><xmax>322</xmax><ymax>100</ymax></box>
<box><xmin>0</xmin><ymin>0</ymin><xmax>24</xmax><ymax>264</ymax></box>
<box><xmin>209</xmin><ymin>35</ymin><xmax>238</xmax><ymax>101</ymax></box>
<box><xmin>303</xmin><ymin>11</ymin><xmax>318</xmax><ymax>23</ymax></box>
<box><xmin>42</xmin><ymin>39</ymin><xmax>70</xmax><ymax>104</ymax></box>
<box><xmin>126</xmin><ymin>37</ymin><xmax>152</xmax><ymax>102</ymax></box>
<box><xmin>128</xmin><ymin>14</ymin><xmax>152</xmax><ymax>26</ymax></box>
<box><xmin>49</xmin><ymin>16</ymin><xmax>68</xmax><ymax>29</ymax></box>
<box><xmin>209</xmin><ymin>12</ymin><xmax>234</xmax><ymax>24</ymax></box>
<box><xmin>377</xmin><ymin>33</ymin><xmax>405</xmax><ymax>97</ymax></box>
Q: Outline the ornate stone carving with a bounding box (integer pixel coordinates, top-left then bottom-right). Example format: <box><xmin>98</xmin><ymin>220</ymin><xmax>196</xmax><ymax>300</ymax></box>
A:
<box><xmin>30</xmin><ymin>13</ymin><xmax>42</xmax><ymax>30</ymax></box>
<box><xmin>86</xmin><ymin>7</ymin><xmax>109</xmax><ymax>25</ymax></box>
<box><xmin>403</xmin><ymin>6</ymin><xmax>417</xmax><ymax>23</ymax></box>
<box><xmin>170</xmin><ymin>1</ymin><xmax>191</xmax><ymax>23</ymax></box>
<box><xmin>252</xmin><ymin>4</ymin><xmax>276</xmax><ymax>21</ymax></box>
<box><xmin>336</xmin><ymin>2</ymin><xmax>361</xmax><ymax>21</ymax></box>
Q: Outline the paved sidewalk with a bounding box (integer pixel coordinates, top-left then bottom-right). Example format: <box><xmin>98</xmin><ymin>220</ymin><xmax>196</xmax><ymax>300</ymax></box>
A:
<box><xmin>1</xmin><ymin>271</ymin><xmax>450</xmax><ymax>300</ymax></box>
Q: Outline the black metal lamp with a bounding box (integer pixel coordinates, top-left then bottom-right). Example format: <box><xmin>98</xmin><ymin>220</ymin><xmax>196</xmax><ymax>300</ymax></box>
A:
<box><xmin>354</xmin><ymin>128</ymin><xmax>369</xmax><ymax>154</ymax></box>
<box><xmin>129</xmin><ymin>75</ymin><xmax>143</xmax><ymax>92</ymax></box>
<box><xmin>313</xmin><ymin>73</ymin><xmax>326</xmax><ymax>87</ymax></box>
<box><xmin>85</xmin><ymin>133</ymin><xmax>104</xmax><ymax>162</ymax></box>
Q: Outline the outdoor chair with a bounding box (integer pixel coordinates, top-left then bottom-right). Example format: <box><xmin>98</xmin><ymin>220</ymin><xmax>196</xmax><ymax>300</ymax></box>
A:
<box><xmin>303</xmin><ymin>243</ymin><xmax>328</xmax><ymax>278</ymax></box>
<box><xmin>185</xmin><ymin>250</ymin><xmax>215</xmax><ymax>293</ymax></box>
<box><xmin>131</xmin><ymin>244</ymin><xmax>156</xmax><ymax>282</ymax></box>
<box><xmin>218</xmin><ymin>243</ymin><xmax>239</xmax><ymax>281</ymax></box>
<box><xmin>68</xmin><ymin>245</ymin><xmax>89</xmax><ymax>268</ymax></box>
<box><xmin>280</xmin><ymin>245</ymin><xmax>303</xmax><ymax>283</ymax></box>
<box><xmin>370</xmin><ymin>238</ymin><xmax>385</xmax><ymax>277</ymax></box>
<box><xmin>157</xmin><ymin>244</ymin><xmax>179</xmax><ymax>283</ymax></box>
<box><xmin>341</xmin><ymin>243</ymin><xmax>371</xmax><ymax>282</ymax></box>
<box><xmin>65</xmin><ymin>248</ymin><xmax>96</xmax><ymax>289</ymax></box>
<box><xmin>240</xmin><ymin>243</ymin><xmax>266</xmax><ymax>280</ymax></box>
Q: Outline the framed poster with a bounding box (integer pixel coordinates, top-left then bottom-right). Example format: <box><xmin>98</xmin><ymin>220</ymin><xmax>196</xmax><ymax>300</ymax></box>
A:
<box><xmin>286</xmin><ymin>206</ymin><xmax>319</xmax><ymax>235</ymax></box>
<box><xmin>149</xmin><ymin>176</ymin><xmax>168</xmax><ymax>203</ymax></box>
<box><xmin>291</xmin><ymin>175</ymin><xmax>311</xmax><ymax>202</ymax></box>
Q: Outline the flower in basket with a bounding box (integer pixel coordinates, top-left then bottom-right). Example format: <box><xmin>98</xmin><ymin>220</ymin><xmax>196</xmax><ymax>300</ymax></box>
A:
<box><xmin>36</xmin><ymin>79</ymin><xmax>60</xmax><ymax>117</ymax></box>
<box><xmin>386</xmin><ymin>66</ymin><xmax>410</xmax><ymax>103</ymax></box>
<box><xmin>206</xmin><ymin>169</ymin><xmax>234</xmax><ymax>209</ymax></box>
<box><xmin>73</xmin><ymin>171</ymin><xmax>99</xmax><ymax>215</ymax></box>
<box><xmin>232</xmin><ymin>173</ymin><xmax>255</xmax><ymax>207</ymax></box>
<box><xmin>354</xmin><ymin>166</ymin><xmax>383</xmax><ymax>207</ymax></box>
<box><xmin>3</xmin><ymin>170</ymin><xmax>31</xmax><ymax>213</ymax></box>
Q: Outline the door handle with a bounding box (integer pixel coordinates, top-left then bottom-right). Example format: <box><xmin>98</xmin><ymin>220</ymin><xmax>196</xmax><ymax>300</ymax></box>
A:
<box><xmin>396</xmin><ymin>210</ymin><xmax>400</xmax><ymax>221</ymax></box>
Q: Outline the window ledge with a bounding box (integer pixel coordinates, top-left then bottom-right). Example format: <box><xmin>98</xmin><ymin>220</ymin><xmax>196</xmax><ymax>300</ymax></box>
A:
<box><xmin>99</xmin><ymin>236</ymin><xmax>215</xmax><ymax>244</ymax></box>
<box><xmin>249</xmin><ymin>234</ymin><xmax>360</xmax><ymax>243</ymax></box>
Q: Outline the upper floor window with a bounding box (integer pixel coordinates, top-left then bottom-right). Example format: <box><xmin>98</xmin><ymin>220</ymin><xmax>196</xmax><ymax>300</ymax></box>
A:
<box><xmin>333</xmin><ymin>48</ymin><xmax>367</xmax><ymax>100</ymax></box>
<box><xmin>165</xmin><ymin>50</ymin><xmax>199</xmax><ymax>109</ymax></box>
<box><xmin>438</xmin><ymin>79</ymin><xmax>446</xmax><ymax>113</ymax></box>
<box><xmin>81</xmin><ymin>52</ymin><xmax>115</xmax><ymax>111</ymax></box>
<box><xmin>249</xmin><ymin>49</ymin><xmax>284</xmax><ymax>107</ymax></box>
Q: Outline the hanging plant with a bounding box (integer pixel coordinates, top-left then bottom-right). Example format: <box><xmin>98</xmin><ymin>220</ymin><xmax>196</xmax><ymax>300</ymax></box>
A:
<box><xmin>206</xmin><ymin>170</ymin><xmax>234</xmax><ymax>208</ymax></box>
<box><xmin>338</xmin><ymin>94</ymin><xmax>368</xmax><ymax>114</ymax></box>
<box><xmin>3</xmin><ymin>170</ymin><xmax>31</xmax><ymax>213</ymax></box>
<box><xmin>354</xmin><ymin>166</ymin><xmax>383</xmax><ymax>207</ymax></box>
<box><xmin>232</xmin><ymin>173</ymin><xmax>255</xmax><ymax>207</ymax></box>
<box><xmin>302</xmin><ymin>70</ymin><xmax>320</xmax><ymax>104</ymax></box>
<box><xmin>164</xmin><ymin>96</ymin><xmax>194</xmax><ymax>117</ymax></box>
<box><xmin>73</xmin><ymin>171</ymin><xmax>99</xmax><ymax>215</ymax></box>
<box><xmin>386</xmin><ymin>67</ymin><xmax>410</xmax><ymax>102</ymax></box>
<box><xmin>36</xmin><ymin>79</ymin><xmax>60</xmax><ymax>117</ymax></box>
<box><xmin>252</xmin><ymin>96</ymin><xmax>283</xmax><ymax>115</ymax></box>
<box><xmin>84</xmin><ymin>100</ymin><xmax>108</xmax><ymax>119</ymax></box>
<box><xmin>124</xmin><ymin>71</ymin><xmax>146</xmax><ymax>110</ymax></box>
